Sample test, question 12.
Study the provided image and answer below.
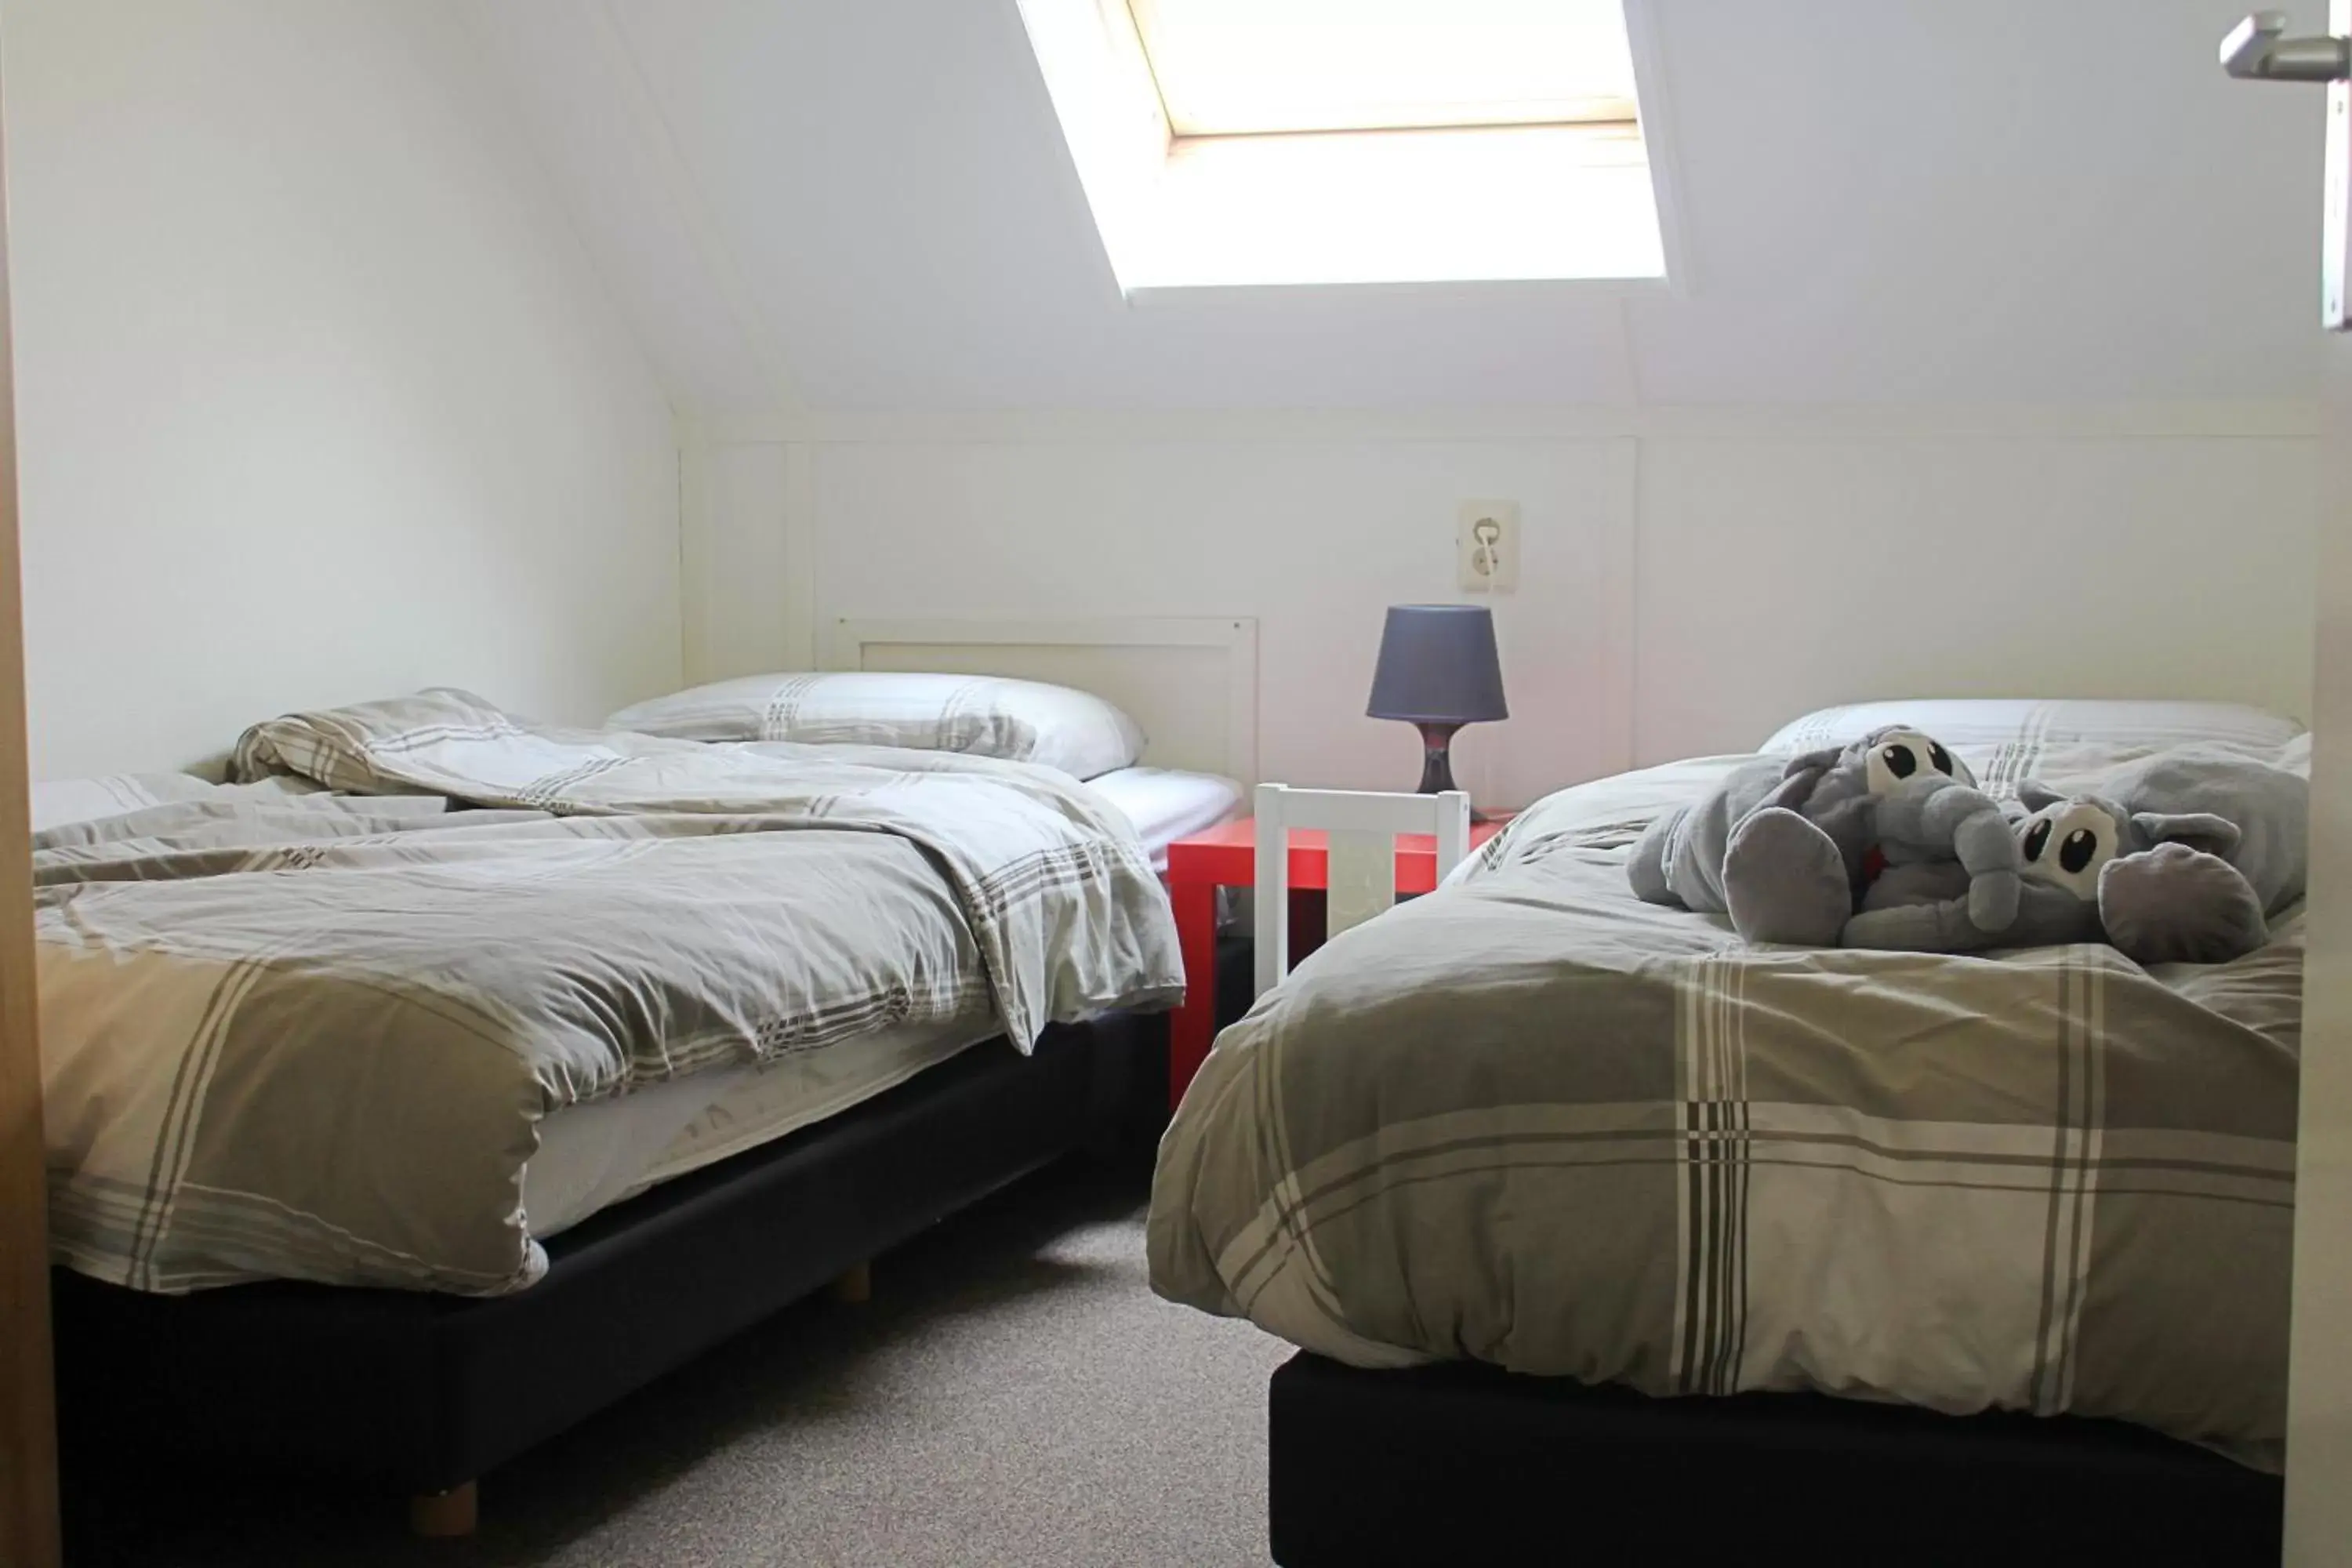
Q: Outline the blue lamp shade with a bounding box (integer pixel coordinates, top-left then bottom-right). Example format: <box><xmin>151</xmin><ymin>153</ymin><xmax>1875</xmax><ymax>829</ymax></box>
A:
<box><xmin>1367</xmin><ymin>604</ymin><xmax>1508</xmax><ymax>725</ymax></box>
<box><xmin>1366</xmin><ymin>604</ymin><xmax>1507</xmax><ymax>805</ymax></box>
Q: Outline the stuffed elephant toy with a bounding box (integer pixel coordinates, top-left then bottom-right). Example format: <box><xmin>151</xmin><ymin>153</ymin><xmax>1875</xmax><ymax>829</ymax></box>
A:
<box><xmin>1629</xmin><ymin>726</ymin><xmax>2021</xmax><ymax>949</ymax></box>
<box><xmin>1994</xmin><ymin>748</ymin><xmax>2308</xmax><ymax>965</ymax></box>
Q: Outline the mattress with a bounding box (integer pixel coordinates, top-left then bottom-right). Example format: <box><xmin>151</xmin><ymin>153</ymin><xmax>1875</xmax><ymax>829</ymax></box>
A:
<box><xmin>1086</xmin><ymin>765</ymin><xmax>1245</xmax><ymax>869</ymax></box>
<box><xmin>528</xmin><ymin>1015</ymin><xmax>1000</xmax><ymax>1237</ymax></box>
<box><xmin>524</xmin><ymin>765</ymin><xmax>1237</xmax><ymax>1238</ymax></box>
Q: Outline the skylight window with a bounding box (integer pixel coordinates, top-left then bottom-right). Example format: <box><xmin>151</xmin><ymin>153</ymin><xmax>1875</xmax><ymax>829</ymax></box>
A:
<box><xmin>1127</xmin><ymin>0</ymin><xmax>1639</xmax><ymax>139</ymax></box>
<box><xmin>1016</xmin><ymin>0</ymin><xmax>1669</xmax><ymax>291</ymax></box>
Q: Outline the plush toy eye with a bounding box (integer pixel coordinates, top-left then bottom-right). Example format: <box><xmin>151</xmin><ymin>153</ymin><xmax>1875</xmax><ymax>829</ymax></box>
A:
<box><xmin>2059</xmin><ymin>828</ymin><xmax>2100</xmax><ymax>874</ymax></box>
<box><xmin>1864</xmin><ymin>729</ymin><xmax>1951</xmax><ymax>796</ymax></box>
<box><xmin>2017</xmin><ymin>800</ymin><xmax>2118</xmax><ymax>901</ymax></box>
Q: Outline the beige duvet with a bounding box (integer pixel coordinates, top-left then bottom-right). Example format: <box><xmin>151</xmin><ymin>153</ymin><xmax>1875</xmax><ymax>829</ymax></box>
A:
<box><xmin>41</xmin><ymin>691</ymin><xmax>1182</xmax><ymax>1296</ymax></box>
<box><xmin>1149</xmin><ymin>747</ymin><xmax>2302</xmax><ymax>1468</ymax></box>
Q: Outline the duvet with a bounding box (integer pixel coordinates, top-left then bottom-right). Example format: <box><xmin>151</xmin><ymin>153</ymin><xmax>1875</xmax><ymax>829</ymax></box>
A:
<box><xmin>1149</xmin><ymin>747</ymin><xmax>2303</xmax><ymax>1469</ymax></box>
<box><xmin>41</xmin><ymin>690</ymin><xmax>1182</xmax><ymax>1294</ymax></box>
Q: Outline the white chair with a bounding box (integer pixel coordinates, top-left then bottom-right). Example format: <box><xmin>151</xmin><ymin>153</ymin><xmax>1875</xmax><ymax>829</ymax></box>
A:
<box><xmin>1253</xmin><ymin>782</ymin><xmax>1472</xmax><ymax>1000</ymax></box>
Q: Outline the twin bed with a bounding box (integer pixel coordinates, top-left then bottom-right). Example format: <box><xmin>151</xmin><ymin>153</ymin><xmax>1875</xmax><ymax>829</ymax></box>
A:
<box><xmin>38</xmin><ymin>648</ymin><xmax>1246</xmax><ymax>1532</ymax></box>
<box><xmin>1151</xmin><ymin>699</ymin><xmax>2307</xmax><ymax>1566</ymax></box>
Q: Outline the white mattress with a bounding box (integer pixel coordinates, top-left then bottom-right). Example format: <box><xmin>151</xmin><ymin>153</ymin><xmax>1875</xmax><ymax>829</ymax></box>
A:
<box><xmin>1085</xmin><ymin>765</ymin><xmax>1244</xmax><ymax>870</ymax></box>
<box><xmin>529</xmin><ymin>1015</ymin><xmax>1001</xmax><ymax>1238</ymax></box>
<box><xmin>527</xmin><ymin>766</ymin><xmax>1240</xmax><ymax>1238</ymax></box>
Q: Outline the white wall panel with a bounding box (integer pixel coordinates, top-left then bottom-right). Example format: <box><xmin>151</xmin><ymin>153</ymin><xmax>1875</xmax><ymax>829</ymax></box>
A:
<box><xmin>1633</xmin><ymin>434</ymin><xmax>2319</xmax><ymax>761</ymax></box>
<box><xmin>691</xmin><ymin>412</ymin><xmax>2318</xmax><ymax>808</ymax></box>
<box><xmin>692</xmin><ymin>442</ymin><xmax>794</xmax><ymax>684</ymax></box>
<box><xmin>806</xmin><ymin>435</ymin><xmax>1632</xmax><ymax>805</ymax></box>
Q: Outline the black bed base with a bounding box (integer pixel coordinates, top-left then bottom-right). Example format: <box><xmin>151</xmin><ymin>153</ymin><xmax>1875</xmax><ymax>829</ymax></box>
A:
<box><xmin>1268</xmin><ymin>1352</ymin><xmax>2283</xmax><ymax>1568</ymax></box>
<box><xmin>53</xmin><ymin>1010</ymin><xmax>1163</xmax><ymax>1505</ymax></box>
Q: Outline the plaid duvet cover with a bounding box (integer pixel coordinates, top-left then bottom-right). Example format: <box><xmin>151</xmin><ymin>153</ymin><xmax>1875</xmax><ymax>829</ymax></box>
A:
<box><xmin>41</xmin><ymin>690</ymin><xmax>1181</xmax><ymax>1294</ymax></box>
<box><xmin>1149</xmin><ymin>750</ymin><xmax>2301</xmax><ymax>1468</ymax></box>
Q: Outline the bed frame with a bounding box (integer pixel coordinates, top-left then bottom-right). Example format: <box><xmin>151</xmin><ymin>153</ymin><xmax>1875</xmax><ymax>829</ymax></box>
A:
<box><xmin>55</xmin><ymin>1011</ymin><xmax>1165</xmax><ymax>1541</ymax></box>
<box><xmin>1267</xmin><ymin>1351</ymin><xmax>2284</xmax><ymax>1567</ymax></box>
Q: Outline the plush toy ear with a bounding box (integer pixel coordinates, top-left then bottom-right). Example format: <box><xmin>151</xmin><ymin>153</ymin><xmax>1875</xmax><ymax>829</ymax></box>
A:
<box><xmin>2099</xmin><ymin>844</ymin><xmax>2268</xmax><ymax>966</ymax></box>
<box><xmin>2016</xmin><ymin>781</ymin><xmax>2065</xmax><ymax>812</ymax></box>
<box><xmin>1780</xmin><ymin>745</ymin><xmax>1843</xmax><ymax>782</ymax></box>
<box><xmin>2129</xmin><ymin>811</ymin><xmax>2241</xmax><ymax>858</ymax></box>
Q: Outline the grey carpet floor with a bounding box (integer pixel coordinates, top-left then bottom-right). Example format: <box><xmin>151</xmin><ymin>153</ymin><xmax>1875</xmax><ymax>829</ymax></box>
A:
<box><xmin>68</xmin><ymin>1158</ymin><xmax>1294</xmax><ymax>1568</ymax></box>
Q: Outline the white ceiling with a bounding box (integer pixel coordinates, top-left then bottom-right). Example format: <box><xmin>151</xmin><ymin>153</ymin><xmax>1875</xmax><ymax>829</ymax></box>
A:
<box><xmin>462</xmin><ymin>0</ymin><xmax>2330</xmax><ymax>412</ymax></box>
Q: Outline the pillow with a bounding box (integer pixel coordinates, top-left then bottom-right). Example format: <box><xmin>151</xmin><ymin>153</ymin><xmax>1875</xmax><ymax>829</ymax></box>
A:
<box><xmin>606</xmin><ymin>672</ymin><xmax>1147</xmax><ymax>780</ymax></box>
<box><xmin>1759</xmin><ymin>700</ymin><xmax>2306</xmax><ymax>796</ymax></box>
<box><xmin>1761</xmin><ymin>699</ymin><xmax>2305</xmax><ymax>757</ymax></box>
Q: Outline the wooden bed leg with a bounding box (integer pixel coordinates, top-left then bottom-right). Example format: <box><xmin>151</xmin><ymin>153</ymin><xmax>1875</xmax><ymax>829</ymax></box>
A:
<box><xmin>829</xmin><ymin>1260</ymin><xmax>873</xmax><ymax>1305</ymax></box>
<box><xmin>407</xmin><ymin>1481</ymin><xmax>477</xmax><ymax>1539</ymax></box>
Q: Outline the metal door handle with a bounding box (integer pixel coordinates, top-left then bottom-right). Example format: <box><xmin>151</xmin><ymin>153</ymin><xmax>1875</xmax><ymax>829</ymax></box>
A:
<box><xmin>2221</xmin><ymin>6</ymin><xmax>2352</xmax><ymax>328</ymax></box>
<box><xmin>2221</xmin><ymin>10</ymin><xmax>2351</xmax><ymax>82</ymax></box>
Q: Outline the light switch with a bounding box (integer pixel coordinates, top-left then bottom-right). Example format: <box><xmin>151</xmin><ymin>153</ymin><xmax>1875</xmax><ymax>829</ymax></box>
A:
<box><xmin>1457</xmin><ymin>500</ymin><xmax>1519</xmax><ymax>593</ymax></box>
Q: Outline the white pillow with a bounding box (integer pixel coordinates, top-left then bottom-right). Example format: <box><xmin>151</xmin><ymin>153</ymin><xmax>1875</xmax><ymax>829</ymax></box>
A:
<box><xmin>1761</xmin><ymin>699</ymin><xmax>2304</xmax><ymax>757</ymax></box>
<box><xmin>607</xmin><ymin>672</ymin><xmax>1147</xmax><ymax>781</ymax></box>
<box><xmin>1760</xmin><ymin>701</ymin><xmax>2306</xmax><ymax>798</ymax></box>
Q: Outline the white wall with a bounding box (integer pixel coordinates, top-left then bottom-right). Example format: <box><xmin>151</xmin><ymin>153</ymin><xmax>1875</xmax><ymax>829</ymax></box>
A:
<box><xmin>1632</xmin><ymin>423</ymin><xmax>2320</xmax><ymax>762</ymax></box>
<box><xmin>3</xmin><ymin>0</ymin><xmax>682</xmax><ymax>778</ymax></box>
<box><xmin>684</xmin><ymin>407</ymin><xmax>2318</xmax><ymax>809</ymax></box>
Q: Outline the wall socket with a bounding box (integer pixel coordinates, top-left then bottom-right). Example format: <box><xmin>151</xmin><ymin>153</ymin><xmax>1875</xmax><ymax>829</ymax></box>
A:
<box><xmin>1457</xmin><ymin>499</ymin><xmax>1519</xmax><ymax>593</ymax></box>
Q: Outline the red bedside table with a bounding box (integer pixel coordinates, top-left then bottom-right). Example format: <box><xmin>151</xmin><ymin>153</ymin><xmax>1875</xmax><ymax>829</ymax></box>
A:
<box><xmin>1163</xmin><ymin>815</ymin><xmax>1507</xmax><ymax>1110</ymax></box>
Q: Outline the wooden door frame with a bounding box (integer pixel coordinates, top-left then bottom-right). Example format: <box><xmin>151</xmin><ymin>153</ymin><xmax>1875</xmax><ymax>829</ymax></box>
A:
<box><xmin>2285</xmin><ymin>336</ymin><xmax>2352</xmax><ymax>1564</ymax></box>
<box><xmin>0</xmin><ymin>62</ymin><xmax>63</xmax><ymax>1568</ymax></box>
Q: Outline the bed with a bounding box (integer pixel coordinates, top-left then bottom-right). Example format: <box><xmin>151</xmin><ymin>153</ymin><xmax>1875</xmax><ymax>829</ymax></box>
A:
<box><xmin>46</xmin><ymin>620</ymin><xmax>1254</xmax><ymax>1533</ymax></box>
<box><xmin>1148</xmin><ymin>699</ymin><xmax>2307</xmax><ymax>1566</ymax></box>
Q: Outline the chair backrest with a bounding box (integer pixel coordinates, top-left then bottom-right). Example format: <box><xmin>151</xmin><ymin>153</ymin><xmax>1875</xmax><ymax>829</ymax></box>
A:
<box><xmin>1253</xmin><ymin>782</ymin><xmax>1471</xmax><ymax>1000</ymax></box>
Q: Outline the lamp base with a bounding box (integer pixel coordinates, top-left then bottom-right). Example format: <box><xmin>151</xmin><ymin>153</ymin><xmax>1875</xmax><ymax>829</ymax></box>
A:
<box><xmin>1410</xmin><ymin>724</ymin><xmax>1494</xmax><ymax>821</ymax></box>
<box><xmin>1412</xmin><ymin>724</ymin><xmax>1461</xmax><ymax>794</ymax></box>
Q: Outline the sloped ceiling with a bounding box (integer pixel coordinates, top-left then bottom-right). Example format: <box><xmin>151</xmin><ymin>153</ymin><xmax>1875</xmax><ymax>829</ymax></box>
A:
<box><xmin>463</xmin><ymin>0</ymin><xmax>2328</xmax><ymax>411</ymax></box>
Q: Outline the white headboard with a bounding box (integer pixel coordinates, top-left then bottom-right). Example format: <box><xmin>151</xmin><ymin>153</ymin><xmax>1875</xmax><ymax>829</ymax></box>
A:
<box><xmin>823</xmin><ymin>615</ymin><xmax>1260</xmax><ymax>782</ymax></box>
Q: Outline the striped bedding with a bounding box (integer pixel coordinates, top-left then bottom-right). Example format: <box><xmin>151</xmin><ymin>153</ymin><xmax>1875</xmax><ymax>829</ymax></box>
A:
<box><xmin>40</xmin><ymin>690</ymin><xmax>1182</xmax><ymax>1296</ymax></box>
<box><xmin>1760</xmin><ymin>698</ymin><xmax>2304</xmax><ymax>770</ymax></box>
<box><xmin>1149</xmin><ymin>740</ymin><xmax>2304</xmax><ymax>1469</ymax></box>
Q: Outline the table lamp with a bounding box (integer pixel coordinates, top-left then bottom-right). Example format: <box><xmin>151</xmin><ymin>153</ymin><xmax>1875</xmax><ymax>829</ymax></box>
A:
<box><xmin>1366</xmin><ymin>604</ymin><xmax>1508</xmax><ymax>811</ymax></box>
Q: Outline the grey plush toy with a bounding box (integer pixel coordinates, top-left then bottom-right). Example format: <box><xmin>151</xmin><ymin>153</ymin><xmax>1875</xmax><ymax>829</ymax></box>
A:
<box><xmin>1996</xmin><ymin>748</ymin><xmax>2308</xmax><ymax>965</ymax></box>
<box><xmin>1629</xmin><ymin>726</ymin><xmax>2022</xmax><ymax>949</ymax></box>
